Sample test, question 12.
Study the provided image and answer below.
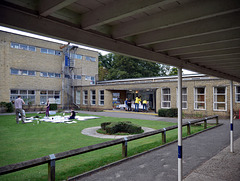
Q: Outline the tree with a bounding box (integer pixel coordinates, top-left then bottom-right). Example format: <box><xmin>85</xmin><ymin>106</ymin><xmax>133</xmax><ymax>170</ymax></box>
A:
<box><xmin>98</xmin><ymin>53</ymin><xmax>178</xmax><ymax>80</ymax></box>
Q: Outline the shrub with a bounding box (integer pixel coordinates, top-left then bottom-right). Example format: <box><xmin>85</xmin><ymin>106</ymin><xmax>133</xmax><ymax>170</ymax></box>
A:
<box><xmin>49</xmin><ymin>104</ymin><xmax>57</xmax><ymax>110</ymax></box>
<box><xmin>105</xmin><ymin>121</ymin><xmax>142</xmax><ymax>134</ymax></box>
<box><xmin>5</xmin><ymin>102</ymin><xmax>14</xmax><ymax>113</ymax></box>
<box><xmin>158</xmin><ymin>108</ymin><xmax>178</xmax><ymax>117</ymax></box>
<box><xmin>101</xmin><ymin>122</ymin><xmax>112</xmax><ymax>130</ymax></box>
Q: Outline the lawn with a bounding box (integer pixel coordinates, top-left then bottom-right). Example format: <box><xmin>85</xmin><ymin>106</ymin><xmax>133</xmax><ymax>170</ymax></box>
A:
<box><xmin>0</xmin><ymin>113</ymin><xmax>207</xmax><ymax>181</ymax></box>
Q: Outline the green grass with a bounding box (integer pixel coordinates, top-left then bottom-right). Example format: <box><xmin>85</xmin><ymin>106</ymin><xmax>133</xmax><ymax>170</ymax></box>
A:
<box><xmin>0</xmin><ymin>113</ymin><xmax>210</xmax><ymax>181</ymax></box>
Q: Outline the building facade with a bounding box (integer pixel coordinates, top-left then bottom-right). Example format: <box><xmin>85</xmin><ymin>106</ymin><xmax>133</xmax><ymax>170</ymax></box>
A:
<box><xmin>0</xmin><ymin>31</ymin><xmax>99</xmax><ymax>109</ymax></box>
<box><xmin>76</xmin><ymin>75</ymin><xmax>240</xmax><ymax>118</ymax></box>
<box><xmin>1</xmin><ymin>31</ymin><xmax>240</xmax><ymax>118</ymax></box>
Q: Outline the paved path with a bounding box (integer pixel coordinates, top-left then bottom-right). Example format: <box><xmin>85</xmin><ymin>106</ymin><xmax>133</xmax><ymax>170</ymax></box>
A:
<box><xmin>68</xmin><ymin>111</ymin><xmax>240</xmax><ymax>181</ymax></box>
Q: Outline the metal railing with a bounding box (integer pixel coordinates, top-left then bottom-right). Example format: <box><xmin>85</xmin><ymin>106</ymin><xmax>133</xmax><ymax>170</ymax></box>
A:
<box><xmin>0</xmin><ymin>115</ymin><xmax>218</xmax><ymax>180</ymax></box>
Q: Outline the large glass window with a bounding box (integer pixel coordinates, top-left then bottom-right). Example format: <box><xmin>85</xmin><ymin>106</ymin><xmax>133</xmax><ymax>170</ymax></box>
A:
<box><xmin>161</xmin><ymin>88</ymin><xmax>171</xmax><ymax>108</ymax></box>
<box><xmin>91</xmin><ymin>90</ymin><xmax>96</xmax><ymax>105</ymax></box>
<box><xmin>10</xmin><ymin>90</ymin><xmax>35</xmax><ymax>105</ymax></box>
<box><xmin>176</xmin><ymin>88</ymin><xmax>188</xmax><ymax>109</ymax></box>
<box><xmin>213</xmin><ymin>87</ymin><xmax>227</xmax><ymax>111</ymax></box>
<box><xmin>76</xmin><ymin>90</ymin><xmax>81</xmax><ymax>104</ymax></box>
<box><xmin>99</xmin><ymin>90</ymin><xmax>104</xmax><ymax>105</ymax></box>
<box><xmin>83</xmin><ymin>90</ymin><xmax>88</xmax><ymax>105</ymax></box>
<box><xmin>194</xmin><ymin>87</ymin><xmax>206</xmax><ymax>110</ymax></box>
<box><xmin>90</xmin><ymin>76</ymin><xmax>95</xmax><ymax>84</ymax></box>
<box><xmin>40</xmin><ymin>90</ymin><xmax>61</xmax><ymax>105</ymax></box>
<box><xmin>236</xmin><ymin>86</ymin><xmax>240</xmax><ymax>103</ymax></box>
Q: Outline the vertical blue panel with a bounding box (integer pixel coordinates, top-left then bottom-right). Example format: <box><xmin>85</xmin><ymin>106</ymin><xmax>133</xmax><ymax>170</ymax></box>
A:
<box><xmin>178</xmin><ymin>145</ymin><xmax>182</xmax><ymax>159</ymax></box>
<box><xmin>231</xmin><ymin>123</ymin><xmax>233</xmax><ymax>131</ymax></box>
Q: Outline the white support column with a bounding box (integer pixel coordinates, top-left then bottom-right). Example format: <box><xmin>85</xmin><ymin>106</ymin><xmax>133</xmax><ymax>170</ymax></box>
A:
<box><xmin>230</xmin><ymin>80</ymin><xmax>234</xmax><ymax>152</ymax></box>
<box><xmin>178</xmin><ymin>67</ymin><xmax>182</xmax><ymax>181</ymax></box>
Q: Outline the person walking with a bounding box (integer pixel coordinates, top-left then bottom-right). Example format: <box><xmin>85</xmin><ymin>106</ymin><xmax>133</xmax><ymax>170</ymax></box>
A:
<box><xmin>135</xmin><ymin>96</ymin><xmax>141</xmax><ymax>112</ymax></box>
<box><xmin>143</xmin><ymin>99</ymin><xmax>148</xmax><ymax>112</ymax></box>
<box><xmin>14</xmin><ymin>95</ymin><xmax>25</xmax><ymax>124</ymax></box>
<box><xmin>125</xmin><ymin>98</ymin><xmax>128</xmax><ymax>111</ymax></box>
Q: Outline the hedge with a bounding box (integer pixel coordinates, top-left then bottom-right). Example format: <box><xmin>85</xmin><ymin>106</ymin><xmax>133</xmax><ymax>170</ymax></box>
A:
<box><xmin>49</xmin><ymin>104</ymin><xmax>57</xmax><ymax>110</ymax></box>
<box><xmin>158</xmin><ymin>108</ymin><xmax>178</xmax><ymax>117</ymax></box>
<box><xmin>103</xmin><ymin>121</ymin><xmax>142</xmax><ymax>134</ymax></box>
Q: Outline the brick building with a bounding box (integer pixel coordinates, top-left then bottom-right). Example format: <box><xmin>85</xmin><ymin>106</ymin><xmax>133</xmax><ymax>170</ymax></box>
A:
<box><xmin>0</xmin><ymin>31</ymin><xmax>240</xmax><ymax>117</ymax></box>
<box><xmin>0</xmin><ymin>31</ymin><xmax>99</xmax><ymax>110</ymax></box>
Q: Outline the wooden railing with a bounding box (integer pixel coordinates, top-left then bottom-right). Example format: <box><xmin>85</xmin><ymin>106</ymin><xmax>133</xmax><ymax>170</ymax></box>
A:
<box><xmin>0</xmin><ymin>115</ymin><xmax>218</xmax><ymax>180</ymax></box>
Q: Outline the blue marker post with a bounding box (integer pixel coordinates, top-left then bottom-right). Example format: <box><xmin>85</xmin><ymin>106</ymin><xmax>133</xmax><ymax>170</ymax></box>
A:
<box><xmin>178</xmin><ymin>67</ymin><xmax>182</xmax><ymax>181</ymax></box>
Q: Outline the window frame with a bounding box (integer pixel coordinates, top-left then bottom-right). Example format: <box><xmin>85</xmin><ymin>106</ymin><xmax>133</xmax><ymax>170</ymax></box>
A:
<box><xmin>194</xmin><ymin>87</ymin><xmax>206</xmax><ymax>110</ymax></box>
<box><xmin>213</xmin><ymin>87</ymin><xmax>227</xmax><ymax>111</ymax></box>
<box><xmin>161</xmin><ymin>88</ymin><xmax>171</xmax><ymax>109</ymax></box>
<box><xmin>83</xmin><ymin>90</ymin><xmax>88</xmax><ymax>105</ymax></box>
<box><xmin>40</xmin><ymin>90</ymin><xmax>61</xmax><ymax>105</ymax></box>
<box><xmin>10</xmin><ymin>89</ymin><xmax>36</xmax><ymax>105</ymax></box>
<box><xmin>91</xmin><ymin>90</ymin><xmax>96</xmax><ymax>105</ymax></box>
<box><xmin>99</xmin><ymin>90</ymin><xmax>104</xmax><ymax>106</ymax></box>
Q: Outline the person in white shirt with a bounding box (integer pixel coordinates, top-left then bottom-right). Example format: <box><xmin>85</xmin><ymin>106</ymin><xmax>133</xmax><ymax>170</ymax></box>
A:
<box><xmin>14</xmin><ymin>95</ymin><xmax>25</xmax><ymax>124</ymax></box>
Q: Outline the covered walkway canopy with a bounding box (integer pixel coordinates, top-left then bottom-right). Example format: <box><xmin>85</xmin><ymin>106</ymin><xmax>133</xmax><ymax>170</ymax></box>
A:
<box><xmin>0</xmin><ymin>0</ymin><xmax>240</xmax><ymax>82</ymax></box>
<box><xmin>1</xmin><ymin>0</ymin><xmax>240</xmax><ymax>180</ymax></box>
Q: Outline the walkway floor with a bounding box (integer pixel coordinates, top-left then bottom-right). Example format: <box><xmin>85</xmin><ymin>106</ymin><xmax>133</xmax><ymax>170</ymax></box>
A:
<box><xmin>70</xmin><ymin>111</ymin><xmax>240</xmax><ymax>181</ymax></box>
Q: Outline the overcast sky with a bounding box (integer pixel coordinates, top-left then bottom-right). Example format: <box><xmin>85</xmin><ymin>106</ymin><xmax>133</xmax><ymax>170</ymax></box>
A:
<box><xmin>0</xmin><ymin>26</ymin><xmax>196</xmax><ymax>74</ymax></box>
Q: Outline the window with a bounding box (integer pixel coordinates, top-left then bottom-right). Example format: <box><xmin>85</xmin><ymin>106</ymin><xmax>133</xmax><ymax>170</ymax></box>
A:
<box><xmin>28</xmin><ymin>70</ymin><xmax>36</xmax><ymax>76</ymax></box>
<box><xmin>10</xmin><ymin>90</ymin><xmax>35</xmax><ymax>105</ymax></box>
<box><xmin>48</xmin><ymin>72</ymin><xmax>55</xmax><ymax>78</ymax></box>
<box><xmin>90</xmin><ymin>76</ymin><xmax>95</xmax><ymax>84</ymax></box>
<box><xmin>71</xmin><ymin>53</ymin><xmax>82</xmax><ymax>60</ymax></box>
<box><xmin>99</xmin><ymin>90</ymin><xmax>104</xmax><ymax>105</ymax></box>
<box><xmin>10</xmin><ymin>68</ymin><xmax>35</xmax><ymax>76</ymax></box>
<box><xmin>194</xmin><ymin>87</ymin><xmax>206</xmax><ymax>110</ymax></box>
<box><xmin>236</xmin><ymin>86</ymin><xmax>240</xmax><ymax>103</ymax></box>
<box><xmin>83</xmin><ymin>90</ymin><xmax>88</xmax><ymax>105</ymax></box>
<box><xmin>10</xmin><ymin>68</ymin><xmax>19</xmax><ymax>75</ymax></box>
<box><xmin>76</xmin><ymin>90</ymin><xmax>81</xmax><ymax>104</ymax></box>
<box><xmin>74</xmin><ymin>75</ymin><xmax>81</xmax><ymax>79</ymax></box>
<box><xmin>176</xmin><ymin>88</ymin><xmax>188</xmax><ymax>109</ymax></box>
<box><xmin>55</xmin><ymin>51</ymin><xmax>62</xmax><ymax>56</ymax></box>
<box><xmin>161</xmin><ymin>88</ymin><xmax>171</xmax><ymax>108</ymax></box>
<box><xmin>85</xmin><ymin>56</ymin><xmax>96</xmax><ymax>62</ymax></box>
<box><xmin>213</xmin><ymin>87</ymin><xmax>227</xmax><ymax>111</ymax></box>
<box><xmin>40</xmin><ymin>90</ymin><xmax>61</xmax><ymax>105</ymax></box>
<box><xmin>85</xmin><ymin>76</ymin><xmax>91</xmax><ymax>80</ymax></box>
<box><xmin>40</xmin><ymin>48</ymin><xmax>60</xmax><ymax>55</ymax></box>
<box><xmin>91</xmin><ymin>90</ymin><xmax>96</xmax><ymax>105</ymax></box>
<box><xmin>11</xmin><ymin>42</ymin><xmax>36</xmax><ymax>52</ymax></box>
<box><xmin>55</xmin><ymin>73</ymin><xmax>61</xmax><ymax>78</ymax></box>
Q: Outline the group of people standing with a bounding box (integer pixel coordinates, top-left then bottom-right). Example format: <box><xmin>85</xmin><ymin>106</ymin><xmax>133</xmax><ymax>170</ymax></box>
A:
<box><xmin>125</xmin><ymin>96</ymin><xmax>148</xmax><ymax>112</ymax></box>
<box><xmin>14</xmin><ymin>96</ymin><xmax>76</xmax><ymax>124</ymax></box>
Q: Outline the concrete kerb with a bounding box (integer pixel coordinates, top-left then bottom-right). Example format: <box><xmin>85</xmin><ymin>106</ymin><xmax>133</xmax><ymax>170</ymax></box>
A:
<box><xmin>81</xmin><ymin>126</ymin><xmax>156</xmax><ymax>139</ymax></box>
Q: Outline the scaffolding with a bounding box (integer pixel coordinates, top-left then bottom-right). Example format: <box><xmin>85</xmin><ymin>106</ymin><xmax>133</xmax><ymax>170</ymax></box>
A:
<box><xmin>60</xmin><ymin>43</ymin><xmax>78</xmax><ymax>109</ymax></box>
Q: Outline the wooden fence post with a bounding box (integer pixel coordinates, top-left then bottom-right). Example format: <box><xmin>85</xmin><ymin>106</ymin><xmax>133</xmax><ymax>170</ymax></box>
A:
<box><xmin>162</xmin><ymin>128</ymin><xmax>166</xmax><ymax>144</ymax></box>
<box><xmin>187</xmin><ymin>122</ymin><xmax>191</xmax><ymax>135</ymax></box>
<box><xmin>216</xmin><ymin>116</ymin><xmax>219</xmax><ymax>125</ymax></box>
<box><xmin>204</xmin><ymin>118</ymin><xmax>207</xmax><ymax>129</ymax></box>
<box><xmin>48</xmin><ymin>154</ymin><xmax>56</xmax><ymax>181</ymax></box>
<box><xmin>122</xmin><ymin>137</ymin><xmax>128</xmax><ymax>158</ymax></box>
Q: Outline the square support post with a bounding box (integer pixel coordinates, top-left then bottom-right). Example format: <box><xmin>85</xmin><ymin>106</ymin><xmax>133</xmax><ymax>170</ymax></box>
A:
<box><xmin>162</xmin><ymin>128</ymin><xmax>166</xmax><ymax>144</ymax></box>
<box><xmin>48</xmin><ymin>154</ymin><xmax>56</xmax><ymax>181</ymax></box>
<box><xmin>230</xmin><ymin>80</ymin><xmax>234</xmax><ymax>153</ymax></box>
<box><xmin>204</xmin><ymin>119</ymin><xmax>207</xmax><ymax>129</ymax></box>
<box><xmin>187</xmin><ymin>122</ymin><xmax>191</xmax><ymax>135</ymax></box>
<box><xmin>177</xmin><ymin>67</ymin><xmax>182</xmax><ymax>181</ymax></box>
<box><xmin>122</xmin><ymin>137</ymin><xmax>128</xmax><ymax>157</ymax></box>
